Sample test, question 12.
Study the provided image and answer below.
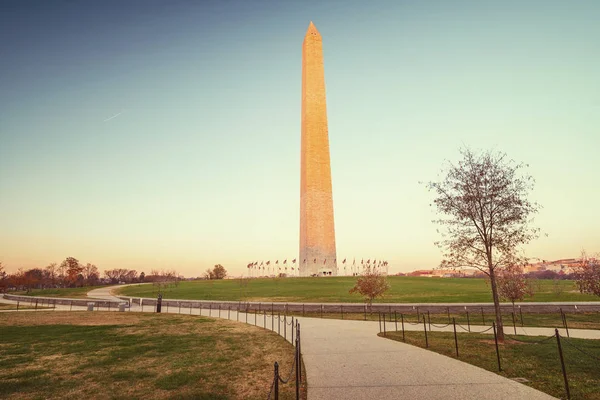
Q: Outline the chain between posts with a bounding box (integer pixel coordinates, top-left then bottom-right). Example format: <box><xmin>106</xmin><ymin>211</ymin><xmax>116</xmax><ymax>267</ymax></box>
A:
<box><xmin>267</xmin><ymin>321</ymin><xmax>302</xmax><ymax>399</ymax></box>
<box><xmin>561</xmin><ymin>336</ymin><xmax>600</xmax><ymax>362</ymax></box>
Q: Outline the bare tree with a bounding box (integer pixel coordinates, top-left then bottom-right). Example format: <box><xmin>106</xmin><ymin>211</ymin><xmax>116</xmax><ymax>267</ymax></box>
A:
<box><xmin>349</xmin><ymin>264</ymin><xmax>390</xmax><ymax>310</ymax></box>
<box><xmin>0</xmin><ymin>262</ymin><xmax>7</xmax><ymax>293</ymax></box>
<box><xmin>60</xmin><ymin>257</ymin><xmax>83</xmax><ymax>287</ymax></box>
<box><xmin>45</xmin><ymin>263</ymin><xmax>58</xmax><ymax>287</ymax></box>
<box><xmin>82</xmin><ymin>263</ymin><xmax>99</xmax><ymax>286</ymax></box>
<box><xmin>496</xmin><ymin>263</ymin><xmax>534</xmax><ymax>316</ymax></box>
<box><xmin>426</xmin><ymin>148</ymin><xmax>541</xmax><ymax>340</ymax></box>
<box><xmin>575</xmin><ymin>250</ymin><xmax>600</xmax><ymax>297</ymax></box>
<box><xmin>204</xmin><ymin>268</ymin><xmax>215</xmax><ymax>280</ymax></box>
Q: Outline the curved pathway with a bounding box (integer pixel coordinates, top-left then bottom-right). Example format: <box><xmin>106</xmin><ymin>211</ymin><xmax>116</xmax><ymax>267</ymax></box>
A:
<box><xmin>298</xmin><ymin>317</ymin><xmax>554</xmax><ymax>400</ymax></box>
<box><xmin>87</xmin><ymin>285</ymin><xmax>127</xmax><ymax>302</ymax></box>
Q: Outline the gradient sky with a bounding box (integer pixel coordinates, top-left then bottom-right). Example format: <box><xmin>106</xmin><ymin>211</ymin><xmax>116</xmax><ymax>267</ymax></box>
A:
<box><xmin>1</xmin><ymin>0</ymin><xmax>599</xmax><ymax>277</ymax></box>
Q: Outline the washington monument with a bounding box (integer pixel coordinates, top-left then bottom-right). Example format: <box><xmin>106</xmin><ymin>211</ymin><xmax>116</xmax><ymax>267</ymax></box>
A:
<box><xmin>299</xmin><ymin>22</ymin><xmax>337</xmax><ymax>277</ymax></box>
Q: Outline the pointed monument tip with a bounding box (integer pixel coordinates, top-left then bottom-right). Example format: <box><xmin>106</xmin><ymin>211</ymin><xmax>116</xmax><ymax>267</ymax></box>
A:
<box><xmin>305</xmin><ymin>21</ymin><xmax>321</xmax><ymax>37</ymax></box>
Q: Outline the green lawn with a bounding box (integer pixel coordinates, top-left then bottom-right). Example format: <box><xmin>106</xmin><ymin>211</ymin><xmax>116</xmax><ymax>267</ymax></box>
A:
<box><xmin>0</xmin><ymin>312</ymin><xmax>304</xmax><ymax>400</ymax></box>
<box><xmin>116</xmin><ymin>277</ymin><xmax>598</xmax><ymax>303</ymax></box>
<box><xmin>282</xmin><ymin>309</ymin><xmax>600</xmax><ymax>330</ymax></box>
<box><xmin>14</xmin><ymin>285</ymin><xmax>106</xmax><ymax>298</ymax></box>
<box><xmin>381</xmin><ymin>330</ymin><xmax>600</xmax><ymax>400</ymax></box>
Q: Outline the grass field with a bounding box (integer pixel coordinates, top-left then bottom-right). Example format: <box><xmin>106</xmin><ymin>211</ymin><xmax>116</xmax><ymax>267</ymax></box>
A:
<box><xmin>116</xmin><ymin>277</ymin><xmax>598</xmax><ymax>303</ymax></box>
<box><xmin>0</xmin><ymin>312</ymin><xmax>304</xmax><ymax>399</ymax></box>
<box><xmin>381</xmin><ymin>330</ymin><xmax>600</xmax><ymax>400</ymax></box>
<box><xmin>284</xmin><ymin>309</ymin><xmax>600</xmax><ymax>330</ymax></box>
<box><xmin>13</xmin><ymin>285</ymin><xmax>106</xmax><ymax>298</ymax></box>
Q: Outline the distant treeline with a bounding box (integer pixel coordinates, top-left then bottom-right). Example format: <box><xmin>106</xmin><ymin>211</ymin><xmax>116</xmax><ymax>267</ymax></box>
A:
<box><xmin>0</xmin><ymin>259</ymin><xmax>182</xmax><ymax>293</ymax></box>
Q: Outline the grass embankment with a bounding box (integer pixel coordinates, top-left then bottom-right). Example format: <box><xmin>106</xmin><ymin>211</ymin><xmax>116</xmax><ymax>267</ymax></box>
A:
<box><xmin>13</xmin><ymin>285</ymin><xmax>106</xmax><ymax>298</ymax></box>
<box><xmin>381</xmin><ymin>330</ymin><xmax>600</xmax><ymax>400</ymax></box>
<box><xmin>0</xmin><ymin>312</ymin><xmax>304</xmax><ymax>400</ymax></box>
<box><xmin>117</xmin><ymin>277</ymin><xmax>597</xmax><ymax>303</ymax></box>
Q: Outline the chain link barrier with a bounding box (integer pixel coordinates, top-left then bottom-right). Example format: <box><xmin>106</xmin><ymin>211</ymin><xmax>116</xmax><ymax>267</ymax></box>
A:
<box><xmin>561</xmin><ymin>336</ymin><xmax>600</xmax><ymax>362</ymax></box>
<box><xmin>504</xmin><ymin>332</ymin><xmax>557</xmax><ymax>345</ymax></box>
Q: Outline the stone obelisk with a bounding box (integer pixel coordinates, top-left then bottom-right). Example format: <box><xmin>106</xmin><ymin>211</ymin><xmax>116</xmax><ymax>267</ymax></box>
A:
<box><xmin>299</xmin><ymin>22</ymin><xmax>337</xmax><ymax>277</ymax></box>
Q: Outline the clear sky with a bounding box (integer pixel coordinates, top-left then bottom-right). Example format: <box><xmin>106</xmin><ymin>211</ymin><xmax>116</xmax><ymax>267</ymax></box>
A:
<box><xmin>1</xmin><ymin>0</ymin><xmax>599</xmax><ymax>277</ymax></box>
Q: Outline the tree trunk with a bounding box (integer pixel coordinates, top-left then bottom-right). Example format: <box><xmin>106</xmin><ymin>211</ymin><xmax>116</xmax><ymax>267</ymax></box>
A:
<box><xmin>489</xmin><ymin>268</ymin><xmax>504</xmax><ymax>341</ymax></box>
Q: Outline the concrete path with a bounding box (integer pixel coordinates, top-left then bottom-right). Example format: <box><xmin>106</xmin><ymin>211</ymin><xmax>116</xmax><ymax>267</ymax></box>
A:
<box><xmin>87</xmin><ymin>285</ymin><xmax>126</xmax><ymax>302</ymax></box>
<box><xmin>297</xmin><ymin>317</ymin><xmax>555</xmax><ymax>400</ymax></box>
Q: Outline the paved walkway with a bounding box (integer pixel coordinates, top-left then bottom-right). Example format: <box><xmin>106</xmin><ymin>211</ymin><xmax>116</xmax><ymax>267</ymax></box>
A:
<box><xmin>297</xmin><ymin>317</ymin><xmax>555</xmax><ymax>400</ymax></box>
<box><xmin>87</xmin><ymin>286</ymin><xmax>125</xmax><ymax>302</ymax></box>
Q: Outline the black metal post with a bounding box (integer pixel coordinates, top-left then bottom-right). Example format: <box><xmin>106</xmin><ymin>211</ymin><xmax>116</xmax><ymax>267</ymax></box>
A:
<box><xmin>274</xmin><ymin>362</ymin><xmax>279</xmax><ymax>400</ymax></box>
<box><xmin>466</xmin><ymin>310</ymin><xmax>470</xmax><ymax>332</ymax></box>
<box><xmin>302</xmin><ymin>303</ymin><xmax>305</xmax><ymax>316</ymax></box>
<box><xmin>512</xmin><ymin>312</ymin><xmax>517</xmax><ymax>335</ymax></box>
<box><xmin>292</xmin><ymin>316</ymin><xmax>294</xmax><ymax>342</ymax></box>
<box><xmin>492</xmin><ymin>322</ymin><xmax>502</xmax><ymax>371</ymax></box>
<box><xmin>228</xmin><ymin>306</ymin><xmax>231</xmax><ymax>319</ymax></box>
<box><xmin>427</xmin><ymin>310</ymin><xmax>431</xmax><ymax>331</ymax></box>
<box><xmin>401</xmin><ymin>313</ymin><xmax>405</xmax><ymax>341</ymax></box>
<box><xmin>447</xmin><ymin>307</ymin><xmax>450</xmax><ymax>324</ymax></box>
<box><xmin>35</xmin><ymin>299</ymin><xmax>38</xmax><ymax>310</ymax></box>
<box><xmin>423</xmin><ymin>318</ymin><xmax>428</xmax><ymax>348</ymax></box>
<box><xmin>383</xmin><ymin>313</ymin><xmax>387</xmax><ymax>336</ymax></box>
<box><xmin>278</xmin><ymin>313</ymin><xmax>280</xmax><ymax>335</ymax></box>
<box><xmin>394</xmin><ymin>311</ymin><xmax>398</xmax><ymax>331</ymax></box>
<box><xmin>17</xmin><ymin>301</ymin><xmax>20</xmax><ymax>311</ymax></box>
<box><xmin>70</xmin><ymin>300</ymin><xmax>72</xmax><ymax>311</ymax></box>
<box><xmin>156</xmin><ymin>294</ymin><xmax>162</xmax><ymax>313</ymax></box>
<box><xmin>320</xmin><ymin>304</ymin><xmax>323</xmax><ymax>319</ymax></box>
<box><xmin>519</xmin><ymin>306</ymin><xmax>524</xmax><ymax>326</ymax></box>
<box><xmin>298</xmin><ymin>323</ymin><xmax>302</xmax><ymax>383</ymax></box>
<box><xmin>378</xmin><ymin>312</ymin><xmax>382</xmax><ymax>333</ymax></box>
<box><xmin>453</xmin><ymin>317</ymin><xmax>459</xmax><ymax>357</ymax></box>
<box><xmin>295</xmin><ymin>333</ymin><xmax>300</xmax><ymax>400</ymax></box>
<box><xmin>555</xmin><ymin>329</ymin><xmax>570</xmax><ymax>400</ymax></box>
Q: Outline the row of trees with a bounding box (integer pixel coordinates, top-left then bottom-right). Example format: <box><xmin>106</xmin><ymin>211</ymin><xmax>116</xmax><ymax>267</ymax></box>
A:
<box><xmin>0</xmin><ymin>258</ymin><xmax>174</xmax><ymax>292</ymax></box>
<box><xmin>0</xmin><ymin>257</ymin><xmax>101</xmax><ymax>292</ymax></box>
